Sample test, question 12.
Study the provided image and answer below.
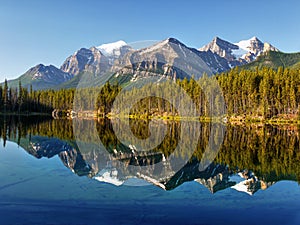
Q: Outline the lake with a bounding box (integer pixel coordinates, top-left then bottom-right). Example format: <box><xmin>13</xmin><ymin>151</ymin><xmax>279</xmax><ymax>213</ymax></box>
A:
<box><xmin>0</xmin><ymin>116</ymin><xmax>300</xmax><ymax>225</ymax></box>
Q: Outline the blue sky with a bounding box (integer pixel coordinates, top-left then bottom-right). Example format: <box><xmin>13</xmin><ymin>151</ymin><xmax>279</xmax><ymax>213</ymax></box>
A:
<box><xmin>0</xmin><ymin>0</ymin><xmax>299</xmax><ymax>81</ymax></box>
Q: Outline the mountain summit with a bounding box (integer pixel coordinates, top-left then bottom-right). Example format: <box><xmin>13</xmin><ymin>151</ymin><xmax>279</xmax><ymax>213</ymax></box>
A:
<box><xmin>60</xmin><ymin>47</ymin><xmax>109</xmax><ymax>76</ymax></box>
<box><xmin>234</xmin><ymin>36</ymin><xmax>279</xmax><ymax>61</ymax></box>
<box><xmin>199</xmin><ymin>36</ymin><xmax>279</xmax><ymax>67</ymax></box>
<box><xmin>199</xmin><ymin>37</ymin><xmax>239</xmax><ymax>61</ymax></box>
<box><xmin>6</xmin><ymin>64</ymin><xmax>73</xmax><ymax>90</ymax></box>
<box><xmin>110</xmin><ymin>37</ymin><xmax>214</xmax><ymax>82</ymax></box>
<box><xmin>97</xmin><ymin>40</ymin><xmax>131</xmax><ymax>57</ymax></box>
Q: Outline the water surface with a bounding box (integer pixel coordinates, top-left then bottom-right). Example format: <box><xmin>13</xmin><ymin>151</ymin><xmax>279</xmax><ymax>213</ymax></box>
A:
<box><xmin>0</xmin><ymin>116</ymin><xmax>299</xmax><ymax>225</ymax></box>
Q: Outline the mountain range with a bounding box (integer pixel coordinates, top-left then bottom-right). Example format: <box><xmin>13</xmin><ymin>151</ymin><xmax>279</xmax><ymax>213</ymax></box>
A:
<box><xmin>4</xmin><ymin>36</ymin><xmax>299</xmax><ymax>90</ymax></box>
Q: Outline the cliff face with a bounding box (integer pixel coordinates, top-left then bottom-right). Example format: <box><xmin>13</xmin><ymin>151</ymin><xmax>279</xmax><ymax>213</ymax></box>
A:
<box><xmin>60</xmin><ymin>47</ymin><xmax>110</xmax><ymax>76</ymax></box>
<box><xmin>199</xmin><ymin>37</ymin><xmax>239</xmax><ymax>61</ymax></box>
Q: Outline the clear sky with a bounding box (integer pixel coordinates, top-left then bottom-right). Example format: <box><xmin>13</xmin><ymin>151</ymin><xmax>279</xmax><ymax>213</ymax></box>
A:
<box><xmin>0</xmin><ymin>0</ymin><xmax>299</xmax><ymax>82</ymax></box>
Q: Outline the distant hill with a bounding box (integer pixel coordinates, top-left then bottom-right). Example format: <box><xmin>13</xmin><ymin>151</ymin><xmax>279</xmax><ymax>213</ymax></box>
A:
<box><xmin>241</xmin><ymin>51</ymin><xmax>300</xmax><ymax>70</ymax></box>
<box><xmin>5</xmin><ymin>64</ymin><xmax>73</xmax><ymax>90</ymax></box>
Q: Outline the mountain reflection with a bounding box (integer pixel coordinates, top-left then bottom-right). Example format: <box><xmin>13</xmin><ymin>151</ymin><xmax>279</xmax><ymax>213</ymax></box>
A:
<box><xmin>1</xmin><ymin>116</ymin><xmax>300</xmax><ymax>194</ymax></box>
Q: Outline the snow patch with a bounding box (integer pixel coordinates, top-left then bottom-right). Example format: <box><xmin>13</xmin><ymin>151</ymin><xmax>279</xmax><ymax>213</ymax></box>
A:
<box><xmin>97</xmin><ymin>40</ymin><xmax>127</xmax><ymax>57</ymax></box>
<box><xmin>235</xmin><ymin>39</ymin><xmax>252</xmax><ymax>52</ymax></box>
<box><xmin>234</xmin><ymin>37</ymin><xmax>259</xmax><ymax>54</ymax></box>
<box><xmin>232</xmin><ymin>37</ymin><xmax>262</xmax><ymax>60</ymax></box>
<box><xmin>32</xmin><ymin>72</ymin><xmax>42</xmax><ymax>80</ymax></box>
<box><xmin>232</xmin><ymin>48</ymin><xmax>248</xmax><ymax>59</ymax></box>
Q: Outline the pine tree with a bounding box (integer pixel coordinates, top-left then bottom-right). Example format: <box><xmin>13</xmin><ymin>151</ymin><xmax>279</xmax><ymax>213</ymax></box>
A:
<box><xmin>3</xmin><ymin>79</ymin><xmax>8</xmax><ymax>112</ymax></box>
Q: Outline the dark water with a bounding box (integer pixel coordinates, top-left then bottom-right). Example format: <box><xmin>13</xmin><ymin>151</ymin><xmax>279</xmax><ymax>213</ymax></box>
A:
<box><xmin>0</xmin><ymin>116</ymin><xmax>300</xmax><ymax>225</ymax></box>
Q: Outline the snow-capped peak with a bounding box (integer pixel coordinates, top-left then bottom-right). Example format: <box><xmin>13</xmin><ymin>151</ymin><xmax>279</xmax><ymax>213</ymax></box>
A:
<box><xmin>97</xmin><ymin>40</ymin><xmax>127</xmax><ymax>57</ymax></box>
<box><xmin>234</xmin><ymin>36</ymin><xmax>262</xmax><ymax>53</ymax></box>
<box><xmin>231</xmin><ymin>36</ymin><xmax>266</xmax><ymax>60</ymax></box>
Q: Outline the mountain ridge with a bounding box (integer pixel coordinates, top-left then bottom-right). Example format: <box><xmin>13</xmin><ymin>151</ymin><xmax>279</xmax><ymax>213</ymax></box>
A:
<box><xmin>3</xmin><ymin>36</ymin><xmax>297</xmax><ymax>90</ymax></box>
<box><xmin>241</xmin><ymin>51</ymin><xmax>300</xmax><ymax>70</ymax></box>
<box><xmin>5</xmin><ymin>64</ymin><xmax>73</xmax><ymax>90</ymax></box>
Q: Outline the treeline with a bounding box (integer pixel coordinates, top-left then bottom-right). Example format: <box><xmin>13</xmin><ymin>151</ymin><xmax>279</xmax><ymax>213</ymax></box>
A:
<box><xmin>1</xmin><ymin>66</ymin><xmax>300</xmax><ymax>120</ymax></box>
<box><xmin>106</xmin><ymin>75</ymin><xmax>224</xmax><ymax>118</ymax></box>
<box><xmin>108</xmin><ymin>66</ymin><xmax>300</xmax><ymax>119</ymax></box>
<box><xmin>0</xmin><ymin>79</ymin><xmax>75</xmax><ymax>113</ymax></box>
<box><xmin>217</xmin><ymin>66</ymin><xmax>300</xmax><ymax>119</ymax></box>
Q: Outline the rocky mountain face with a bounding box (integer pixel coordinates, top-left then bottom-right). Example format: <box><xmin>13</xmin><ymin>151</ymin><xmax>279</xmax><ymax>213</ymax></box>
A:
<box><xmin>28</xmin><ymin>64</ymin><xmax>73</xmax><ymax>82</ymax></box>
<box><xmin>200</xmin><ymin>37</ymin><xmax>240</xmax><ymax>61</ymax></box>
<box><xmin>5</xmin><ymin>37</ymin><xmax>280</xmax><ymax>90</ymax></box>
<box><xmin>111</xmin><ymin>38</ymin><xmax>215</xmax><ymax>82</ymax></box>
<box><xmin>97</xmin><ymin>40</ymin><xmax>134</xmax><ymax>64</ymax></box>
<box><xmin>234</xmin><ymin>36</ymin><xmax>279</xmax><ymax>62</ymax></box>
<box><xmin>200</xmin><ymin>36</ymin><xmax>279</xmax><ymax>67</ymax></box>
<box><xmin>60</xmin><ymin>41</ymin><xmax>133</xmax><ymax>76</ymax></box>
<box><xmin>6</xmin><ymin>64</ymin><xmax>73</xmax><ymax>90</ymax></box>
<box><xmin>60</xmin><ymin>47</ymin><xmax>110</xmax><ymax>76</ymax></box>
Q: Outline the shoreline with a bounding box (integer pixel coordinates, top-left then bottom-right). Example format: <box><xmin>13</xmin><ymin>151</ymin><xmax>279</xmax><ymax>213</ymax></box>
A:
<box><xmin>1</xmin><ymin>111</ymin><xmax>300</xmax><ymax>125</ymax></box>
<box><xmin>0</xmin><ymin>112</ymin><xmax>52</xmax><ymax>116</ymax></box>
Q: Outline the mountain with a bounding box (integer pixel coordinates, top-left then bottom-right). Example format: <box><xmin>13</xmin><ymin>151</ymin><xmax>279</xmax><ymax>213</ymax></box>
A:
<box><xmin>234</xmin><ymin>36</ymin><xmax>279</xmax><ymax>61</ymax></box>
<box><xmin>199</xmin><ymin>37</ymin><xmax>243</xmax><ymax>64</ymax></box>
<box><xmin>58</xmin><ymin>37</ymin><xmax>228</xmax><ymax>89</ymax></box>
<box><xmin>60</xmin><ymin>47</ymin><xmax>110</xmax><ymax>76</ymax></box>
<box><xmin>111</xmin><ymin>38</ymin><xmax>210</xmax><ymax>80</ymax></box>
<box><xmin>97</xmin><ymin>40</ymin><xmax>134</xmax><ymax>63</ymax></box>
<box><xmin>241</xmin><ymin>51</ymin><xmax>300</xmax><ymax>70</ymax></box>
<box><xmin>60</xmin><ymin>41</ymin><xmax>133</xmax><ymax>76</ymax></box>
<box><xmin>6</xmin><ymin>64</ymin><xmax>73</xmax><ymax>90</ymax></box>
<box><xmin>199</xmin><ymin>36</ymin><xmax>279</xmax><ymax>68</ymax></box>
<box><xmin>2</xmin><ymin>37</ymin><xmax>293</xmax><ymax>90</ymax></box>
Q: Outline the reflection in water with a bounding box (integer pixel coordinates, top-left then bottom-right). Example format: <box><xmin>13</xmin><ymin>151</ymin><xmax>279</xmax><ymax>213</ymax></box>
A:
<box><xmin>0</xmin><ymin>116</ymin><xmax>299</xmax><ymax>195</ymax></box>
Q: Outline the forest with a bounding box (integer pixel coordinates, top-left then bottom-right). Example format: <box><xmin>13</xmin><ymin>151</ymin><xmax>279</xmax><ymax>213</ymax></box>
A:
<box><xmin>0</xmin><ymin>66</ymin><xmax>300</xmax><ymax>121</ymax></box>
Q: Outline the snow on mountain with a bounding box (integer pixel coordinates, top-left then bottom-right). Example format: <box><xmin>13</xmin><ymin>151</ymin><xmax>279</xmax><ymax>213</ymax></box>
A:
<box><xmin>233</xmin><ymin>36</ymin><xmax>279</xmax><ymax>61</ymax></box>
<box><xmin>97</xmin><ymin>40</ymin><xmax>128</xmax><ymax>57</ymax></box>
<box><xmin>233</xmin><ymin>36</ymin><xmax>262</xmax><ymax>60</ymax></box>
<box><xmin>231</xmin><ymin>47</ymin><xmax>249</xmax><ymax>59</ymax></box>
<box><xmin>200</xmin><ymin>36</ymin><xmax>279</xmax><ymax>66</ymax></box>
<box><xmin>235</xmin><ymin>36</ymin><xmax>258</xmax><ymax>52</ymax></box>
<box><xmin>7</xmin><ymin>36</ymin><xmax>281</xmax><ymax>91</ymax></box>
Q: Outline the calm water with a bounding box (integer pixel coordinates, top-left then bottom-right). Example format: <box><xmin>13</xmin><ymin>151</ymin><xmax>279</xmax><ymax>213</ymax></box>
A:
<box><xmin>0</xmin><ymin>116</ymin><xmax>300</xmax><ymax>225</ymax></box>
